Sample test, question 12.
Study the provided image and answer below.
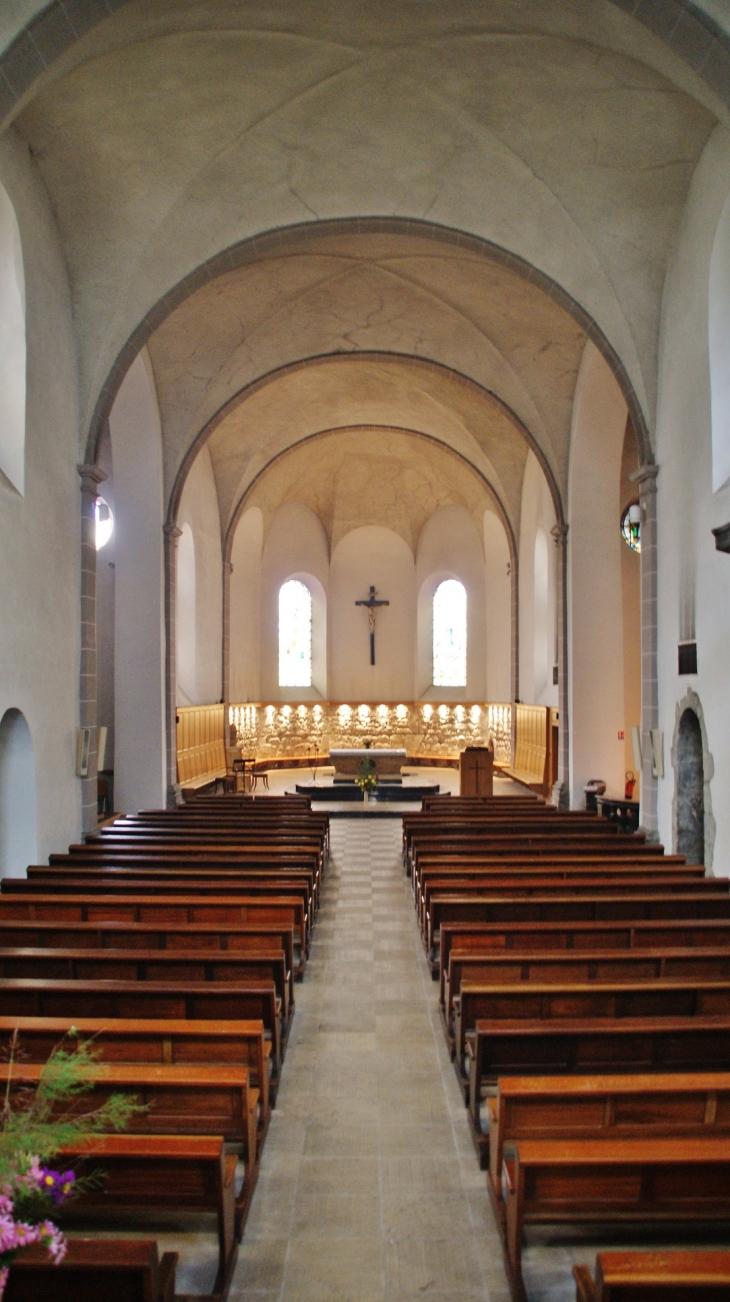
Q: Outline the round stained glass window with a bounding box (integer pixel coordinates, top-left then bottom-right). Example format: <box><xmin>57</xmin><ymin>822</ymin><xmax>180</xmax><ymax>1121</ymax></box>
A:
<box><xmin>621</xmin><ymin>502</ymin><xmax>641</xmax><ymax>553</ymax></box>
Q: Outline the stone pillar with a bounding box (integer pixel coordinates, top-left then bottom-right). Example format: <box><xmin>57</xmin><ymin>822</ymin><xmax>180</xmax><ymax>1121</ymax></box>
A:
<box><xmin>630</xmin><ymin>464</ymin><xmax>660</xmax><ymax>839</ymax></box>
<box><xmin>163</xmin><ymin>524</ymin><xmax>182</xmax><ymax>808</ymax></box>
<box><xmin>77</xmin><ymin>463</ymin><xmax>107</xmax><ymax>834</ymax></box>
<box><xmin>222</xmin><ymin>558</ymin><xmax>234</xmax><ymax>759</ymax></box>
<box><xmin>551</xmin><ymin>522</ymin><xmax>569</xmax><ymax>808</ymax></box>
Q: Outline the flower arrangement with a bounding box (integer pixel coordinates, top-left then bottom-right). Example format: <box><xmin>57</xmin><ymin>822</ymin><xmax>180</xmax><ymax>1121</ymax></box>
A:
<box><xmin>355</xmin><ymin>756</ymin><xmax>378</xmax><ymax>794</ymax></box>
<box><xmin>0</xmin><ymin>1030</ymin><xmax>141</xmax><ymax>1296</ymax></box>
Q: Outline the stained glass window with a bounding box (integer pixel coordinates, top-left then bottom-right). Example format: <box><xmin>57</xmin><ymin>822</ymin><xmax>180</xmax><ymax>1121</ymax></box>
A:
<box><xmin>621</xmin><ymin>503</ymin><xmax>641</xmax><ymax>553</ymax></box>
<box><xmin>433</xmin><ymin>579</ymin><xmax>467</xmax><ymax>687</ymax></box>
<box><xmin>279</xmin><ymin>579</ymin><xmax>312</xmax><ymax>687</ymax></box>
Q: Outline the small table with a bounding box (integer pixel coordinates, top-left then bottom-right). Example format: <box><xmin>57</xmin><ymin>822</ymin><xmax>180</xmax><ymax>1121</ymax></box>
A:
<box><xmin>329</xmin><ymin>748</ymin><xmax>407</xmax><ymax>776</ymax></box>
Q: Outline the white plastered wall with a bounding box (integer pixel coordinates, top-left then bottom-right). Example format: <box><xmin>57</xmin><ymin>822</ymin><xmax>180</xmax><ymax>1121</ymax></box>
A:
<box><xmin>109</xmin><ymin>351</ymin><xmax>166</xmax><ymax>814</ymax></box>
<box><xmin>177</xmin><ymin>444</ymin><xmax>223</xmax><ymax>705</ymax></box>
<box><xmin>568</xmin><ymin>341</ymin><xmax>629</xmax><ymax>804</ymax></box>
<box><xmin>415</xmin><ymin>505</ymin><xmax>486</xmax><ymax>701</ymax></box>
<box><xmin>519</xmin><ymin>451</ymin><xmax>558</xmax><ymax>708</ymax></box>
<box><xmin>260</xmin><ymin>503</ymin><xmax>329</xmax><ymax>701</ymax></box>
<box><xmin>230</xmin><ymin>508</ymin><xmax>263</xmax><ymax>703</ymax></box>
<box><xmin>330</xmin><ymin>526</ymin><xmax>416</xmax><ymax>702</ymax></box>
<box><xmin>656</xmin><ymin>123</ymin><xmax>730</xmax><ymax>874</ymax></box>
<box><xmin>0</xmin><ymin>129</ymin><xmax>80</xmax><ymax>862</ymax></box>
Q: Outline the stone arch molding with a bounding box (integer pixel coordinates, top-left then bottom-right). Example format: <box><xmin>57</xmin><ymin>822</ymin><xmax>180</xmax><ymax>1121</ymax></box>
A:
<box><xmin>670</xmin><ymin>688</ymin><xmax>717</xmax><ymax>870</ymax></box>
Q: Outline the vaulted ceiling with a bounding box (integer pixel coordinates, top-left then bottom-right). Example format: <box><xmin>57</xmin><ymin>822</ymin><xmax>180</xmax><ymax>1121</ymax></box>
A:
<box><xmin>3</xmin><ymin>0</ymin><xmax>725</xmax><ymax>530</ymax></box>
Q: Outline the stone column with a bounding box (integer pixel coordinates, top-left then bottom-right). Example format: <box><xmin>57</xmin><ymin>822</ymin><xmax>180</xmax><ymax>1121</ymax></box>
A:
<box><xmin>77</xmin><ymin>463</ymin><xmax>107</xmax><ymax>834</ymax></box>
<box><xmin>163</xmin><ymin>523</ymin><xmax>182</xmax><ymax>808</ymax></box>
<box><xmin>630</xmin><ymin>463</ymin><xmax>660</xmax><ymax>839</ymax></box>
<box><xmin>222</xmin><ymin>558</ymin><xmax>234</xmax><ymax>760</ymax></box>
<box><xmin>551</xmin><ymin>522</ymin><xmax>569</xmax><ymax>808</ymax></box>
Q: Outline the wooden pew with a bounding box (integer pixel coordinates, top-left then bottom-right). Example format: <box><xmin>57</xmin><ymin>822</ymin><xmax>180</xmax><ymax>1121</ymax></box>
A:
<box><xmin>467</xmin><ymin>1015</ymin><xmax>730</xmax><ymax>1130</ymax></box>
<box><xmin>486</xmin><ymin>1071</ymin><xmax>730</xmax><ymax>1188</ymax></box>
<box><xmin>456</xmin><ymin>978</ymin><xmax>730</xmax><ymax>1075</ymax></box>
<box><xmin>5</xmin><ymin>1238</ymin><xmax>178</xmax><ymax>1302</ymax></box>
<box><xmin>0</xmin><ymin>893</ymin><xmax>308</xmax><ymax>975</ymax></box>
<box><xmin>444</xmin><ymin>947</ymin><xmax>730</xmax><ymax>1048</ymax></box>
<box><xmin>0</xmin><ymin>1059</ymin><xmax>258</xmax><ymax>1170</ymax></box>
<box><xmin>0</xmin><ymin>946</ymin><xmax>292</xmax><ymax>1027</ymax></box>
<box><xmin>56</xmin><ymin>1134</ymin><xmax>237</xmax><ymax>1299</ymax></box>
<box><xmin>504</xmin><ymin>1137</ymin><xmax>730</xmax><ymax>1302</ymax></box>
<box><xmin>419</xmin><ymin>875</ymin><xmax>726</xmax><ymax>941</ymax></box>
<box><xmin>0</xmin><ymin>917</ymin><xmax>295</xmax><ymax>992</ymax></box>
<box><xmin>438</xmin><ymin>918</ymin><xmax>730</xmax><ymax>1004</ymax></box>
<box><xmin>573</xmin><ymin>1250</ymin><xmax>730</xmax><ymax>1301</ymax></box>
<box><xmin>426</xmin><ymin>894</ymin><xmax>730</xmax><ymax>970</ymax></box>
<box><xmin>0</xmin><ymin>978</ymin><xmax>283</xmax><ymax>1092</ymax></box>
<box><xmin>0</xmin><ymin>1015</ymin><xmax>271</xmax><ymax>1133</ymax></box>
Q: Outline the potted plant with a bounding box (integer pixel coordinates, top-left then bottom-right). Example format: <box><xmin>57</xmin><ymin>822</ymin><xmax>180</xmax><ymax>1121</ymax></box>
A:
<box><xmin>0</xmin><ymin>1031</ymin><xmax>141</xmax><ymax>1296</ymax></box>
<box><xmin>355</xmin><ymin>756</ymin><xmax>378</xmax><ymax>803</ymax></box>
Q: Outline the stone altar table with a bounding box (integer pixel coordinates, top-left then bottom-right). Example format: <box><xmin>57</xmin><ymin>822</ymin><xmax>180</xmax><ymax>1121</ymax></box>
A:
<box><xmin>329</xmin><ymin>747</ymin><xmax>407</xmax><ymax>776</ymax></box>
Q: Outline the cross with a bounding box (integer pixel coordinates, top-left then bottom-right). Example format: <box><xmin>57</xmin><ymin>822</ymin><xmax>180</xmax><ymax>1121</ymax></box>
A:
<box><xmin>355</xmin><ymin>585</ymin><xmax>390</xmax><ymax>666</ymax></box>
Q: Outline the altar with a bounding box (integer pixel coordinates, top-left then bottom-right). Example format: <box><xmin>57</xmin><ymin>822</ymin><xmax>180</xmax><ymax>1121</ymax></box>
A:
<box><xmin>328</xmin><ymin>747</ymin><xmax>407</xmax><ymax>776</ymax></box>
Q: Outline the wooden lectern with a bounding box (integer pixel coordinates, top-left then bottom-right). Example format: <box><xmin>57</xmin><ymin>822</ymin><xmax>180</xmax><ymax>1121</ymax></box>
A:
<box><xmin>459</xmin><ymin>746</ymin><xmax>494</xmax><ymax>797</ymax></box>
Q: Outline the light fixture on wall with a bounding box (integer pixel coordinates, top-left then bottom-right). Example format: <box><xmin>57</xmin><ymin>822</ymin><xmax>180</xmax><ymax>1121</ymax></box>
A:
<box><xmin>621</xmin><ymin>502</ymin><xmax>641</xmax><ymax>553</ymax></box>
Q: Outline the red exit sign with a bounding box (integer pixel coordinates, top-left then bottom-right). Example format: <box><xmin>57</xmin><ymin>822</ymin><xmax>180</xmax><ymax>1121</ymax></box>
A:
<box><xmin>618</xmin><ymin>731</ymin><xmax>625</xmax><ymax>740</ymax></box>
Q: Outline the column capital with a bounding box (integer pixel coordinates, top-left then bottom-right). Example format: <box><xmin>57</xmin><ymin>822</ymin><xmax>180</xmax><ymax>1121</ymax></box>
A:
<box><xmin>77</xmin><ymin>463</ymin><xmax>107</xmax><ymax>493</ymax></box>
<box><xmin>550</xmin><ymin>522</ymin><xmax>569</xmax><ymax>547</ymax></box>
<box><xmin>163</xmin><ymin>523</ymin><xmax>183</xmax><ymax>541</ymax></box>
<box><xmin>629</xmin><ymin>463</ymin><xmax>659</xmax><ymax>496</ymax></box>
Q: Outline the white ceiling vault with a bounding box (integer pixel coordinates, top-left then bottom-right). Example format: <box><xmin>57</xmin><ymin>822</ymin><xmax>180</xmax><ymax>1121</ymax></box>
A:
<box><xmin>3</xmin><ymin>0</ymin><xmax>727</xmax><ymax>534</ymax></box>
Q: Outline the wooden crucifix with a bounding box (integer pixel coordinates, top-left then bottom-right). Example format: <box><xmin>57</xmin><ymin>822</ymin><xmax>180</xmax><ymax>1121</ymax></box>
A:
<box><xmin>355</xmin><ymin>585</ymin><xmax>390</xmax><ymax>666</ymax></box>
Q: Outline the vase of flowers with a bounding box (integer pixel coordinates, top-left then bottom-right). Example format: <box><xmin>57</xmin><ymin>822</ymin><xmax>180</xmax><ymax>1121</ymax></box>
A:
<box><xmin>0</xmin><ymin>1031</ymin><xmax>141</xmax><ymax>1297</ymax></box>
<box><xmin>355</xmin><ymin>756</ymin><xmax>378</xmax><ymax>804</ymax></box>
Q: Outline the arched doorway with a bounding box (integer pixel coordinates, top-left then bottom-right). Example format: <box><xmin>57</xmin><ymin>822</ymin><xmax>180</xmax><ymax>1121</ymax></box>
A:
<box><xmin>0</xmin><ymin>708</ymin><xmax>36</xmax><ymax>878</ymax></box>
<box><xmin>676</xmin><ymin>708</ymin><xmax>705</xmax><ymax>866</ymax></box>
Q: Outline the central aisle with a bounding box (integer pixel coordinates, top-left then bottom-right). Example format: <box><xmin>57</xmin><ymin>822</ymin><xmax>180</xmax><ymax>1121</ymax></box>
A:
<box><xmin>232</xmin><ymin>818</ymin><xmax>511</xmax><ymax>1302</ymax></box>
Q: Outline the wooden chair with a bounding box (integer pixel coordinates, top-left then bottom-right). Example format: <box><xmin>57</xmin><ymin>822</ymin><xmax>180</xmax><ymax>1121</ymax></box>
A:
<box><xmin>5</xmin><ymin>1238</ymin><xmax>177</xmax><ymax>1302</ymax></box>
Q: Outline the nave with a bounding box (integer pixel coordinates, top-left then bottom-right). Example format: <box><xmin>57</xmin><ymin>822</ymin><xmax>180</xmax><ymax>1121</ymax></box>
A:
<box><xmin>234</xmin><ymin>818</ymin><xmax>509</xmax><ymax>1302</ymax></box>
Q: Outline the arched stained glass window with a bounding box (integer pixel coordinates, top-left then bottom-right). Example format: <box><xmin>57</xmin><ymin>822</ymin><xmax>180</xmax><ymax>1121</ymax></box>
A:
<box><xmin>433</xmin><ymin>580</ymin><xmax>467</xmax><ymax>687</ymax></box>
<box><xmin>279</xmin><ymin>580</ymin><xmax>312</xmax><ymax>687</ymax></box>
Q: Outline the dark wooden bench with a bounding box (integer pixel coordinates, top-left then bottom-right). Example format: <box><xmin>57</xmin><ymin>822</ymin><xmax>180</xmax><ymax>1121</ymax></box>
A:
<box><xmin>0</xmin><ymin>917</ymin><xmax>295</xmax><ymax>990</ymax></box>
<box><xmin>456</xmin><ymin>978</ymin><xmax>730</xmax><ymax>1075</ymax></box>
<box><xmin>467</xmin><ymin>1016</ymin><xmax>730</xmax><ymax>1131</ymax></box>
<box><xmin>573</xmin><ymin>1250</ymin><xmax>730</xmax><ymax>1301</ymax></box>
<box><xmin>438</xmin><ymin>918</ymin><xmax>730</xmax><ymax>1003</ymax></box>
<box><xmin>504</xmin><ymin>1137</ymin><xmax>730</xmax><ymax>1302</ymax></box>
<box><xmin>419</xmin><ymin>876</ymin><xmax>725</xmax><ymax>941</ymax></box>
<box><xmin>5</xmin><ymin>1238</ymin><xmax>177</xmax><ymax>1302</ymax></box>
<box><xmin>445</xmin><ymin>947</ymin><xmax>730</xmax><ymax>1049</ymax></box>
<box><xmin>485</xmin><ymin>1071</ymin><xmax>730</xmax><ymax>1188</ymax></box>
<box><xmin>0</xmin><ymin>1059</ymin><xmax>258</xmax><ymax>1172</ymax></box>
<box><xmin>0</xmin><ymin>1014</ymin><xmax>271</xmax><ymax>1132</ymax></box>
<box><xmin>0</xmin><ymin>893</ymin><xmax>308</xmax><ymax>975</ymax></box>
<box><xmin>426</xmin><ymin>894</ymin><xmax>730</xmax><ymax>970</ymax></box>
<box><xmin>0</xmin><ymin>978</ymin><xmax>283</xmax><ymax>1091</ymax></box>
<box><xmin>56</xmin><ymin>1134</ymin><xmax>237</xmax><ymax>1299</ymax></box>
<box><xmin>0</xmin><ymin>946</ymin><xmax>292</xmax><ymax>1026</ymax></box>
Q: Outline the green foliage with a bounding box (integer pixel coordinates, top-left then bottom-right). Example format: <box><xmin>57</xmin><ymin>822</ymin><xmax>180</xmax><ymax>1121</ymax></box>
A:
<box><xmin>0</xmin><ymin>1030</ymin><xmax>143</xmax><ymax>1187</ymax></box>
<box><xmin>355</xmin><ymin>756</ymin><xmax>378</xmax><ymax>792</ymax></box>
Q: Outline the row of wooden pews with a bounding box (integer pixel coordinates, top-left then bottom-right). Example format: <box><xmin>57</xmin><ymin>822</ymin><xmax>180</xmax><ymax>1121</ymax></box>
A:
<box><xmin>407</xmin><ymin>793</ymin><xmax>730</xmax><ymax>1302</ymax></box>
<box><xmin>0</xmin><ymin>792</ymin><xmax>327</xmax><ymax>1302</ymax></box>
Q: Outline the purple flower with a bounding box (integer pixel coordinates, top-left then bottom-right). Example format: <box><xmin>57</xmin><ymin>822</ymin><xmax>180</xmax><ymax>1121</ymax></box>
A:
<box><xmin>38</xmin><ymin>1169</ymin><xmax>75</xmax><ymax>1205</ymax></box>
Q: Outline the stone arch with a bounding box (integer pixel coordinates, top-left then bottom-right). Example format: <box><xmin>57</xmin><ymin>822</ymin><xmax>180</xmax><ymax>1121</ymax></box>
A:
<box><xmin>671</xmin><ymin>688</ymin><xmax>716</xmax><ymax>869</ymax></box>
<box><xmin>81</xmin><ymin>220</ymin><xmax>655</xmax><ymax>474</ymax></box>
